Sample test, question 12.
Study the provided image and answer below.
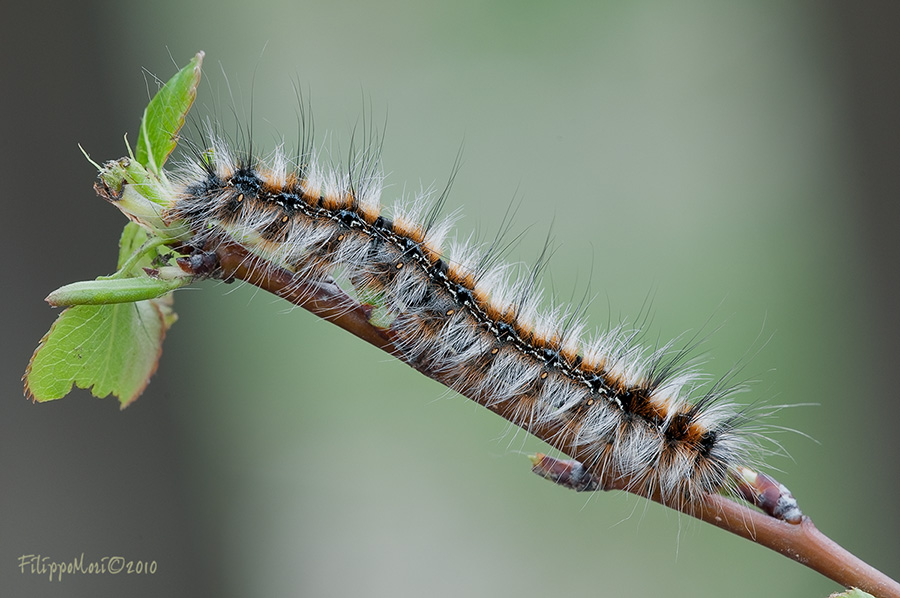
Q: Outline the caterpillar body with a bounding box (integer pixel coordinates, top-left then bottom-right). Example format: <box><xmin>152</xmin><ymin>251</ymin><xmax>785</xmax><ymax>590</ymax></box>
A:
<box><xmin>123</xmin><ymin>123</ymin><xmax>793</xmax><ymax>517</ymax></box>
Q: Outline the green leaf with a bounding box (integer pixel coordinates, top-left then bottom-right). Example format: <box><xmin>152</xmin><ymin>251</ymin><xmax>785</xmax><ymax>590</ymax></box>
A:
<box><xmin>45</xmin><ymin>277</ymin><xmax>187</xmax><ymax>306</ymax></box>
<box><xmin>135</xmin><ymin>51</ymin><xmax>204</xmax><ymax>175</ymax></box>
<box><xmin>24</xmin><ymin>296</ymin><xmax>175</xmax><ymax>408</ymax></box>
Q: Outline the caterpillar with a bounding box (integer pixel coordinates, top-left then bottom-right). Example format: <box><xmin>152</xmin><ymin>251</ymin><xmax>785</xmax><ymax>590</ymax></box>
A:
<box><xmin>95</xmin><ymin>107</ymin><xmax>800</xmax><ymax>520</ymax></box>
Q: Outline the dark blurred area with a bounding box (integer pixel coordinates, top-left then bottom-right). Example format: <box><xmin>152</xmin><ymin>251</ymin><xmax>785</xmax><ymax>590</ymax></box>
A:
<box><xmin>829</xmin><ymin>3</ymin><xmax>900</xmax><ymax>412</ymax></box>
<box><xmin>1</xmin><ymin>1</ymin><xmax>897</xmax><ymax>597</ymax></box>
<box><xmin>0</xmin><ymin>2</ymin><xmax>220</xmax><ymax>596</ymax></box>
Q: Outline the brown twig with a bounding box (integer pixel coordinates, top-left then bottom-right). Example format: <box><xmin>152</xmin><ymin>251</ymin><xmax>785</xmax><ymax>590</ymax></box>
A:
<box><xmin>210</xmin><ymin>239</ymin><xmax>900</xmax><ymax>598</ymax></box>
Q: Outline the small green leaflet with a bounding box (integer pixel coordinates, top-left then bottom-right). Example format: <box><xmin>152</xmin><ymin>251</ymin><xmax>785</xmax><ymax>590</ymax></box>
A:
<box><xmin>45</xmin><ymin>277</ymin><xmax>186</xmax><ymax>307</ymax></box>
<box><xmin>24</xmin><ymin>53</ymin><xmax>204</xmax><ymax>406</ymax></box>
<box><xmin>136</xmin><ymin>51</ymin><xmax>204</xmax><ymax>176</ymax></box>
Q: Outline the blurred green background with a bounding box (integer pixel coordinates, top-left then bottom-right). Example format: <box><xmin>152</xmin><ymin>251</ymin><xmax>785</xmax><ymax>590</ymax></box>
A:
<box><xmin>3</xmin><ymin>1</ymin><xmax>899</xmax><ymax>597</ymax></box>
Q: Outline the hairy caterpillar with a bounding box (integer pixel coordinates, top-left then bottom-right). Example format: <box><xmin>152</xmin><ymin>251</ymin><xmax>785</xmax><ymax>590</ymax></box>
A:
<box><xmin>96</xmin><ymin>98</ymin><xmax>799</xmax><ymax>519</ymax></box>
